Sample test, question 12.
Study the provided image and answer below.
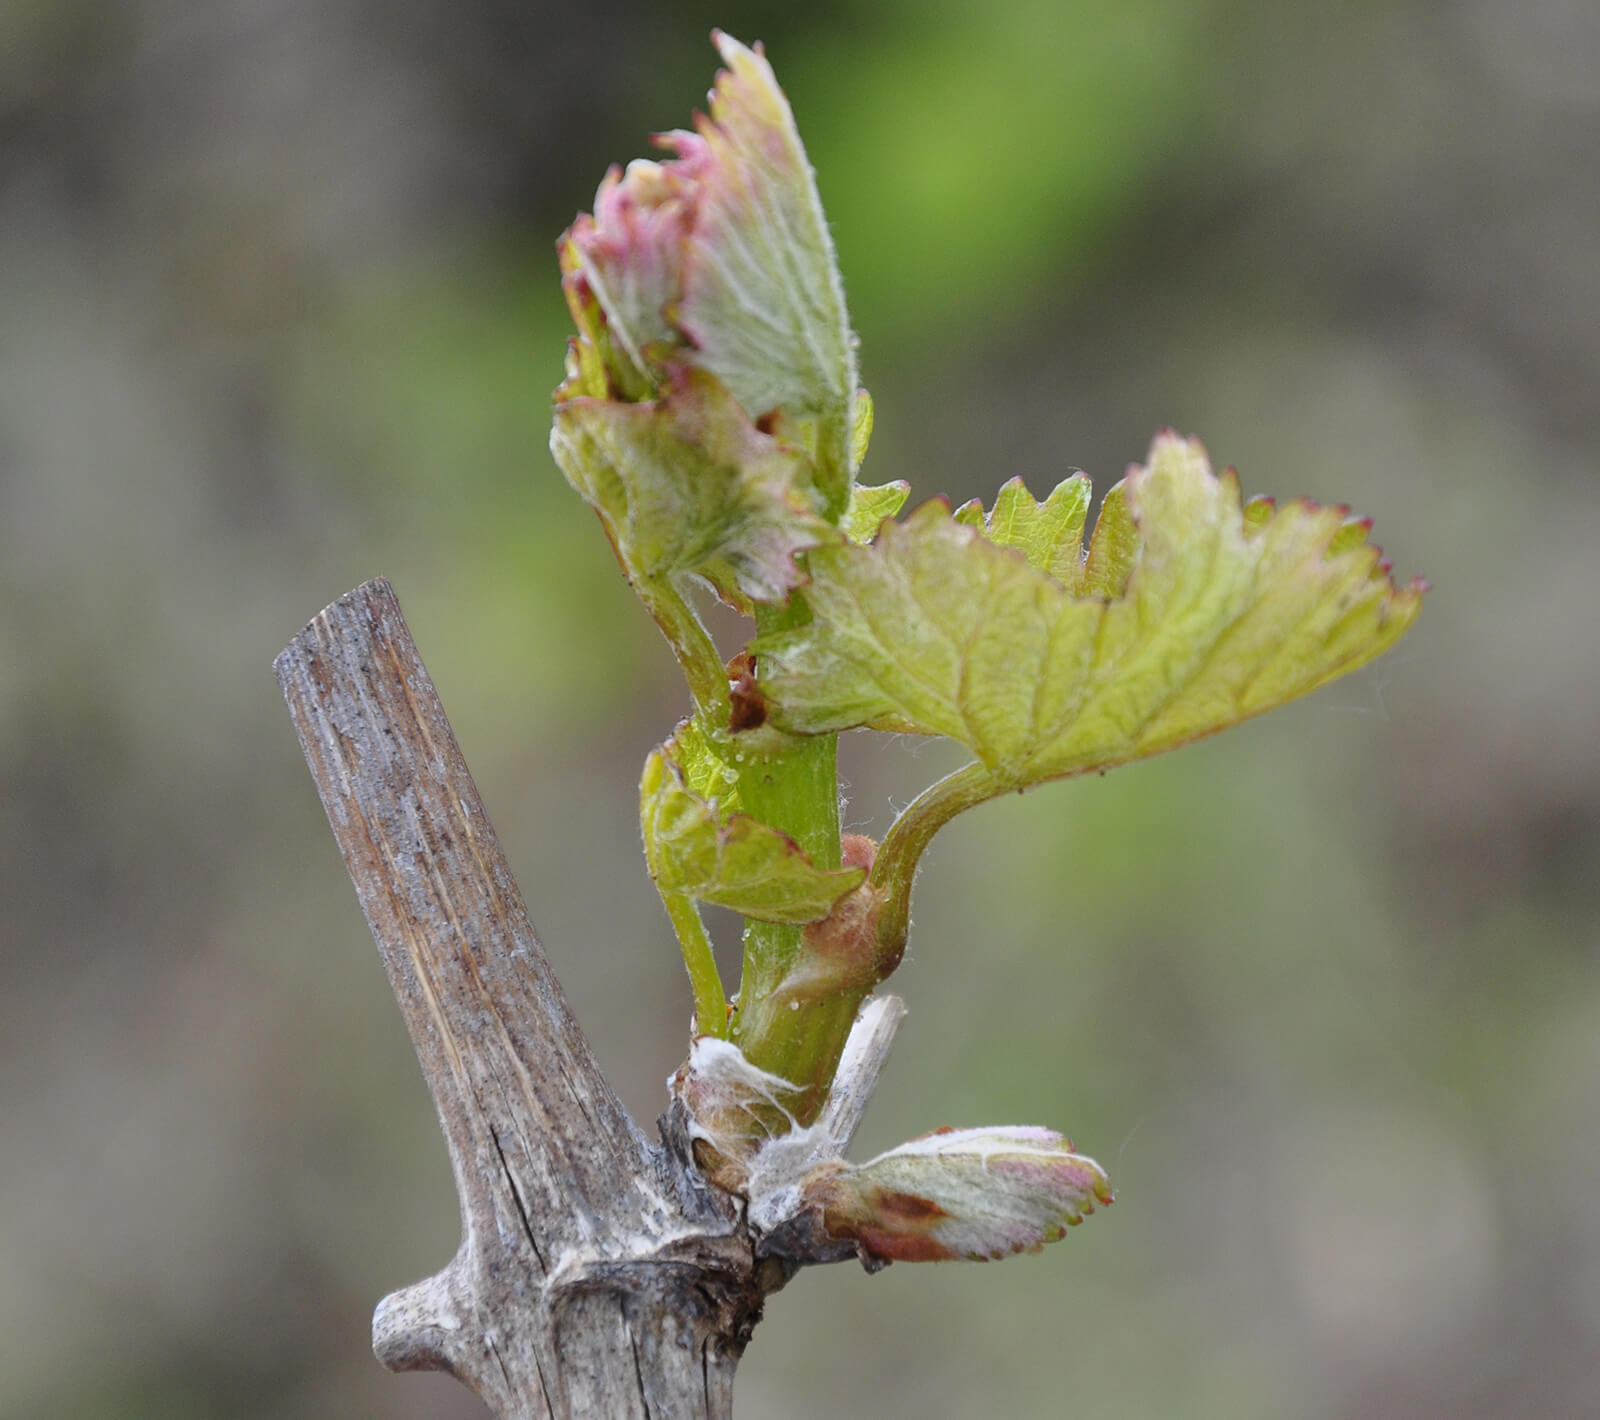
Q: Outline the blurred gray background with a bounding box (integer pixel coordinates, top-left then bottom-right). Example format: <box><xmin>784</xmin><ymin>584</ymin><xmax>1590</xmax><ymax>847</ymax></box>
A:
<box><xmin>3</xmin><ymin>0</ymin><xmax>1597</xmax><ymax>1415</ymax></box>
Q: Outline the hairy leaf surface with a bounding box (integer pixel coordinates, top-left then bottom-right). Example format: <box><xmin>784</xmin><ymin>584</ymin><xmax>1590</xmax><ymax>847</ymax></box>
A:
<box><xmin>804</xmin><ymin>1126</ymin><xmax>1112</xmax><ymax>1262</ymax></box>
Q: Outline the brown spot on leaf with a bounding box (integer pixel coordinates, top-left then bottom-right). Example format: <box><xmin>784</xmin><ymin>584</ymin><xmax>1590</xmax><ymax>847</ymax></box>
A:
<box><xmin>852</xmin><ymin>1229</ymin><xmax>957</xmax><ymax>1264</ymax></box>
<box><xmin>874</xmin><ymin>1190</ymin><xmax>949</xmax><ymax>1222</ymax></box>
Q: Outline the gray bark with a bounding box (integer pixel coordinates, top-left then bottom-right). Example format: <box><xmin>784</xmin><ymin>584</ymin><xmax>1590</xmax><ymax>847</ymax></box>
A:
<box><xmin>275</xmin><ymin>580</ymin><xmax>895</xmax><ymax>1418</ymax></box>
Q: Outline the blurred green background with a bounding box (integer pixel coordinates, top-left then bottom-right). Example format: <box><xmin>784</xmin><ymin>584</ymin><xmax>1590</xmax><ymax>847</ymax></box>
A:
<box><xmin>3</xmin><ymin>0</ymin><xmax>1597</xmax><ymax>1415</ymax></box>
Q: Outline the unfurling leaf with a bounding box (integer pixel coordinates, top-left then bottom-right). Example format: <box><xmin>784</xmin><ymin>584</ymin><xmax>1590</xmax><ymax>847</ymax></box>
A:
<box><xmin>753</xmin><ymin>432</ymin><xmax>1424</xmax><ymax>790</ymax></box>
<box><xmin>669</xmin><ymin>32</ymin><xmax>857</xmax><ymax>506</ymax></box>
<box><xmin>552</xmin><ymin>366</ymin><xmax>828</xmax><ymax>608</ymax></box>
<box><xmin>804</xmin><ymin>1126</ymin><xmax>1112</xmax><ymax>1262</ymax></box>
<box><xmin>561</xmin><ymin>31</ymin><xmax>857</xmax><ymax>509</ymax></box>
<box><xmin>642</xmin><ymin>722</ymin><xmax>864</xmax><ymax>923</ymax></box>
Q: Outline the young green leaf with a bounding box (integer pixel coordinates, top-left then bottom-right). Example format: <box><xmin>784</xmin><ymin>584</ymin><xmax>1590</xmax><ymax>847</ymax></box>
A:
<box><xmin>641</xmin><ymin>723</ymin><xmax>865</xmax><ymax>924</ymax></box>
<box><xmin>1082</xmin><ymin>480</ymin><xmax>1138</xmax><ymax>600</ymax></box>
<box><xmin>803</xmin><ymin>1126</ymin><xmax>1112</xmax><ymax>1262</ymax></box>
<box><xmin>552</xmin><ymin>366</ymin><xmax>828</xmax><ymax>608</ymax></box>
<box><xmin>981</xmin><ymin>472</ymin><xmax>1092</xmax><ymax>585</ymax></box>
<box><xmin>952</xmin><ymin>497</ymin><xmax>985</xmax><ymax>529</ymax></box>
<box><xmin>842</xmin><ymin>479</ymin><xmax>912</xmax><ymax>544</ymax></box>
<box><xmin>753</xmin><ymin>432</ymin><xmax>1424</xmax><ymax>788</ymax></box>
<box><xmin>850</xmin><ymin>388</ymin><xmax>875</xmax><ymax>474</ymax></box>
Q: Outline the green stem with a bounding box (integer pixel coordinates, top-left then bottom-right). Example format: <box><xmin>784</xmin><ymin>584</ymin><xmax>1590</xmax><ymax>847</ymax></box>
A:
<box><xmin>632</xmin><ymin>573</ymin><xmax>727</xmax><ymax>1037</ymax></box>
<box><xmin>732</xmin><ymin>723</ymin><xmax>840</xmax><ymax>1003</ymax></box>
<box><xmin>635</xmin><ymin>575</ymin><xmax>726</xmax><ymax>719</ymax></box>
<box><xmin>731</xmin><ymin>958</ymin><xmax>862</xmax><ymax>1124</ymax></box>
<box><xmin>870</xmin><ymin>760</ymin><xmax>1000</xmax><ymax>959</ymax></box>
<box><xmin>727</xmin><ymin>596</ymin><xmax>847</xmax><ymax>1120</ymax></box>
<box><xmin>662</xmin><ymin>890</ymin><xmax>728</xmax><ymax>1039</ymax></box>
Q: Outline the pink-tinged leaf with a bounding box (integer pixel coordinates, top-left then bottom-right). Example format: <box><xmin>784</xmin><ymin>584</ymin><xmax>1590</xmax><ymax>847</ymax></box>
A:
<box><xmin>563</xmin><ymin>161</ymin><xmax>694</xmax><ymax>388</ymax></box>
<box><xmin>804</xmin><ymin>1126</ymin><xmax>1113</xmax><ymax>1262</ymax></box>
<box><xmin>560</xmin><ymin>34</ymin><xmax>857</xmax><ymax>509</ymax></box>
<box><xmin>674</xmin><ymin>32</ymin><xmax>857</xmax><ymax>508</ymax></box>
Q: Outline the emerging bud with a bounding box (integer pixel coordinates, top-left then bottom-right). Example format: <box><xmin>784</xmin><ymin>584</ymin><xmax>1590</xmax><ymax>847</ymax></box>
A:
<box><xmin>673</xmin><ymin>1035</ymin><xmax>812</xmax><ymax>1190</ymax></box>
<box><xmin>770</xmin><ymin>833</ymin><xmax>891</xmax><ymax>1003</ymax></box>
<box><xmin>803</xmin><ymin>1125</ymin><xmax>1113</xmax><ymax>1263</ymax></box>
